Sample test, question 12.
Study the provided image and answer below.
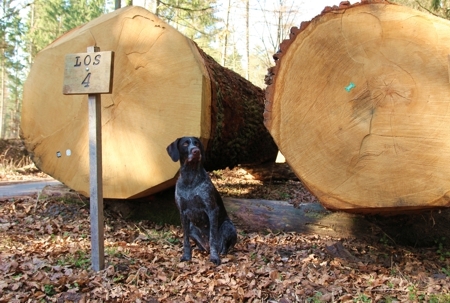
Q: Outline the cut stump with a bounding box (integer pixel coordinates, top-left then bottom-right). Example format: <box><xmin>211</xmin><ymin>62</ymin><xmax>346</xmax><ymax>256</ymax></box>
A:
<box><xmin>264</xmin><ymin>0</ymin><xmax>450</xmax><ymax>213</ymax></box>
<box><xmin>21</xmin><ymin>6</ymin><xmax>277</xmax><ymax>199</ymax></box>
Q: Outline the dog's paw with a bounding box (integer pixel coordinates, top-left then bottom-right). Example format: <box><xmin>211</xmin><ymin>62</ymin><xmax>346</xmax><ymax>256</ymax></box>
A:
<box><xmin>180</xmin><ymin>255</ymin><xmax>191</xmax><ymax>262</ymax></box>
<box><xmin>210</xmin><ymin>256</ymin><xmax>221</xmax><ymax>266</ymax></box>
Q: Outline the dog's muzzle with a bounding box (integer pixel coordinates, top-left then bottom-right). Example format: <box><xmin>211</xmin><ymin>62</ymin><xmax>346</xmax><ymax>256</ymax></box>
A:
<box><xmin>188</xmin><ymin>147</ymin><xmax>202</xmax><ymax>162</ymax></box>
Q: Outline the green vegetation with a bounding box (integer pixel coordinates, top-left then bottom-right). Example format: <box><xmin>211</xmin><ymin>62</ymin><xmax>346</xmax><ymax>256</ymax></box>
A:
<box><xmin>43</xmin><ymin>284</ymin><xmax>55</xmax><ymax>296</ymax></box>
<box><xmin>56</xmin><ymin>250</ymin><xmax>90</xmax><ymax>269</ymax></box>
<box><xmin>435</xmin><ymin>237</ymin><xmax>450</xmax><ymax>261</ymax></box>
<box><xmin>306</xmin><ymin>291</ymin><xmax>323</xmax><ymax>303</ymax></box>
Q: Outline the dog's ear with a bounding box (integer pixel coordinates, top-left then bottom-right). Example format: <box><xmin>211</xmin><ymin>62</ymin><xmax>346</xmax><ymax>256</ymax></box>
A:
<box><xmin>166</xmin><ymin>138</ymin><xmax>181</xmax><ymax>162</ymax></box>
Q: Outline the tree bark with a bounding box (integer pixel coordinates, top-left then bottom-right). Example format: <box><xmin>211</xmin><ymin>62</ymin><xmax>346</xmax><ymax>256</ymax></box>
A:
<box><xmin>199</xmin><ymin>47</ymin><xmax>277</xmax><ymax>171</ymax></box>
<box><xmin>20</xmin><ymin>6</ymin><xmax>277</xmax><ymax>199</ymax></box>
<box><xmin>264</xmin><ymin>0</ymin><xmax>450</xmax><ymax>214</ymax></box>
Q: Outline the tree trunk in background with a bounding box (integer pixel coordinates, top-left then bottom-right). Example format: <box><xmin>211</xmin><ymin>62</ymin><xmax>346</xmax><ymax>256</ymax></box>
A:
<box><xmin>155</xmin><ymin>0</ymin><xmax>160</xmax><ymax>16</ymax></box>
<box><xmin>245</xmin><ymin>0</ymin><xmax>249</xmax><ymax>80</ymax></box>
<box><xmin>264</xmin><ymin>0</ymin><xmax>450</xmax><ymax>214</ymax></box>
<box><xmin>0</xmin><ymin>50</ymin><xmax>5</xmax><ymax>138</ymax></box>
<box><xmin>0</xmin><ymin>1</ymin><xmax>6</xmax><ymax>138</ymax></box>
<box><xmin>21</xmin><ymin>6</ymin><xmax>277</xmax><ymax>199</ymax></box>
<box><xmin>221</xmin><ymin>0</ymin><xmax>231</xmax><ymax>66</ymax></box>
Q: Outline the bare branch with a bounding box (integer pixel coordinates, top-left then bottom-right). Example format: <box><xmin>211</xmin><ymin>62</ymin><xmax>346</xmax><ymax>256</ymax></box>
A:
<box><xmin>158</xmin><ymin>0</ymin><xmax>212</xmax><ymax>13</ymax></box>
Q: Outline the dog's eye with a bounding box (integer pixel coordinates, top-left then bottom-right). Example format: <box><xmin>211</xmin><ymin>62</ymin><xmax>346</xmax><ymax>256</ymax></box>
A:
<box><xmin>183</xmin><ymin>142</ymin><xmax>189</xmax><ymax>147</ymax></box>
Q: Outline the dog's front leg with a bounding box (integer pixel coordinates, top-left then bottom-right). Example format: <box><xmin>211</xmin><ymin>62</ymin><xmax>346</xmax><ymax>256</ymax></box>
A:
<box><xmin>208</xmin><ymin>208</ymin><xmax>221</xmax><ymax>265</ymax></box>
<box><xmin>180</xmin><ymin>215</ymin><xmax>192</xmax><ymax>262</ymax></box>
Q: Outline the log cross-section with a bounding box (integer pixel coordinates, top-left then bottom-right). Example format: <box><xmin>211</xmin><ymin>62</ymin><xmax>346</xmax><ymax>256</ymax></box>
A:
<box><xmin>264</xmin><ymin>0</ymin><xmax>450</xmax><ymax>213</ymax></box>
<box><xmin>21</xmin><ymin>6</ymin><xmax>277</xmax><ymax>199</ymax></box>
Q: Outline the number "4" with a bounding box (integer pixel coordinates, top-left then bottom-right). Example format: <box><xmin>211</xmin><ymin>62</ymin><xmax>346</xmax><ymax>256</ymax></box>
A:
<box><xmin>82</xmin><ymin>73</ymin><xmax>91</xmax><ymax>87</ymax></box>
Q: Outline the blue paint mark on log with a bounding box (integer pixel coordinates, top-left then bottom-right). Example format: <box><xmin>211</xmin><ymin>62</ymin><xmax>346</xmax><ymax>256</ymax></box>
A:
<box><xmin>345</xmin><ymin>82</ymin><xmax>355</xmax><ymax>92</ymax></box>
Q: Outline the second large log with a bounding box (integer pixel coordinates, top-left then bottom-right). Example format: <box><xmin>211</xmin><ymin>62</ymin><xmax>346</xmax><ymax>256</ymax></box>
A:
<box><xmin>264</xmin><ymin>1</ymin><xmax>450</xmax><ymax>213</ymax></box>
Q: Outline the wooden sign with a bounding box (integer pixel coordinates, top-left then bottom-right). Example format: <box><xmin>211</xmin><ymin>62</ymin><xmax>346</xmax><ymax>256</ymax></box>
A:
<box><xmin>63</xmin><ymin>51</ymin><xmax>113</xmax><ymax>94</ymax></box>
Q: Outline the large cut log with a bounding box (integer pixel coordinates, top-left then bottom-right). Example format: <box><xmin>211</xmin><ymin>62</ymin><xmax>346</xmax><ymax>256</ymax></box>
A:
<box><xmin>21</xmin><ymin>6</ymin><xmax>277</xmax><ymax>199</ymax></box>
<box><xmin>264</xmin><ymin>0</ymin><xmax>450</xmax><ymax>213</ymax></box>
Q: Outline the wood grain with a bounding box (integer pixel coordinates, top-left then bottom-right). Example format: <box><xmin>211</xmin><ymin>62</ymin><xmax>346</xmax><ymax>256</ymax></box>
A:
<box><xmin>264</xmin><ymin>1</ymin><xmax>450</xmax><ymax>213</ymax></box>
<box><xmin>21</xmin><ymin>6</ymin><xmax>276</xmax><ymax>199</ymax></box>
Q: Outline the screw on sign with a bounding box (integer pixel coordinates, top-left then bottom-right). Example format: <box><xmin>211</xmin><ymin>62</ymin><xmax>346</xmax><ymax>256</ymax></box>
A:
<box><xmin>73</xmin><ymin>53</ymin><xmax>102</xmax><ymax>88</ymax></box>
<box><xmin>63</xmin><ymin>46</ymin><xmax>114</xmax><ymax>271</ymax></box>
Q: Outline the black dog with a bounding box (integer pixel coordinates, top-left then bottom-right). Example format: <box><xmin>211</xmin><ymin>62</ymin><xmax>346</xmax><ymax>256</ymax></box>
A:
<box><xmin>167</xmin><ymin>137</ymin><xmax>237</xmax><ymax>265</ymax></box>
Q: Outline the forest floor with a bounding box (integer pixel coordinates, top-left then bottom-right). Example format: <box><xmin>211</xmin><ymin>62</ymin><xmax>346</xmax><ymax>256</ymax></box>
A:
<box><xmin>0</xmin><ymin>139</ymin><xmax>449</xmax><ymax>302</ymax></box>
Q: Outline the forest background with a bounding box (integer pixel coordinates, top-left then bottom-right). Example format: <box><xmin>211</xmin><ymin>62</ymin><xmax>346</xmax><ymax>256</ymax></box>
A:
<box><xmin>0</xmin><ymin>0</ymin><xmax>447</xmax><ymax>139</ymax></box>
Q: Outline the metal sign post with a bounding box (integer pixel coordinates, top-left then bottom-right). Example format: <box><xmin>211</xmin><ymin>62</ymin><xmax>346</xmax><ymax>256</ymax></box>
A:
<box><xmin>63</xmin><ymin>46</ymin><xmax>113</xmax><ymax>271</ymax></box>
